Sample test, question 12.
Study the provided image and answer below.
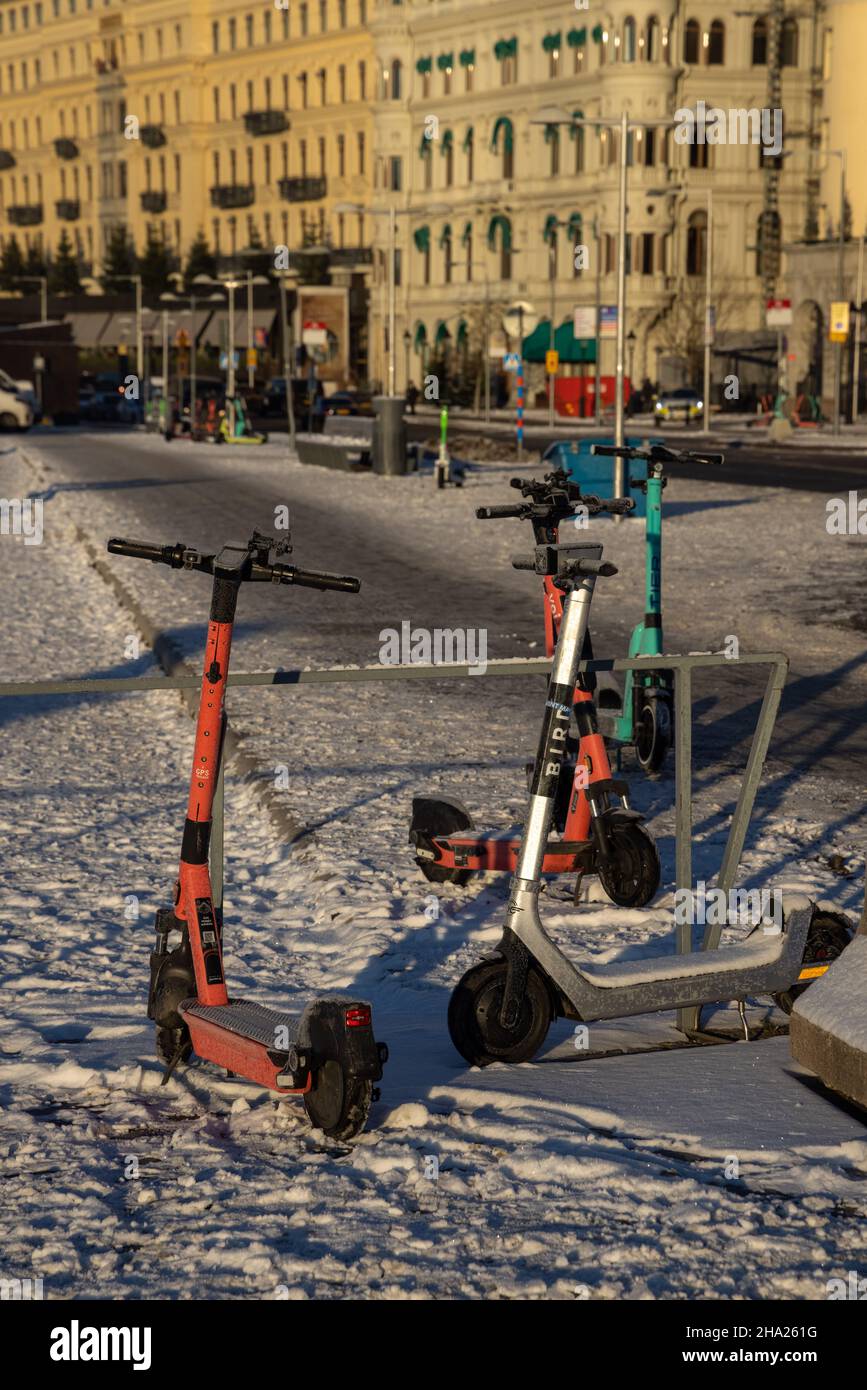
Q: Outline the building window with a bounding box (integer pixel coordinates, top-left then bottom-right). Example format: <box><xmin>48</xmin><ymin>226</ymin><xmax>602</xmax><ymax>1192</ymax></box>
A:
<box><xmin>338</xmin><ymin>65</ymin><xmax>346</xmax><ymax>102</ymax></box>
<box><xmin>299</xmin><ymin>73</ymin><xmax>308</xmax><ymax>108</ymax></box>
<box><xmin>264</xmin><ymin>12</ymin><xmax>271</xmax><ymax>44</ymax></box>
<box><xmin>300</xmin><ymin>139</ymin><xmax>307</xmax><ymax>176</ymax></box>
<box><xmin>339</xmin><ymin>0</ymin><xmax>346</xmax><ymax>25</ymax></box>
<box><xmin>646</xmin><ymin>16</ymin><xmax>659</xmax><ymax>62</ymax></box>
<box><xmin>683</xmin><ymin>18</ymin><xmax>700</xmax><ymax>64</ymax></box>
<box><xmin>359</xmin><ymin>62</ymin><xmax>366</xmax><ymax>101</ymax></box>
<box><xmin>228</xmin><ymin>18</ymin><xmax>236</xmax><ymax>50</ymax></box>
<box><xmin>547</xmin><ymin>230</ymin><xmax>557</xmax><ymax>280</ymax></box>
<box><xmin>707</xmin><ymin>19</ymin><xmax>725</xmax><ymax>65</ymax></box>
<box><xmin>443</xmin><ymin>228</ymin><xmax>452</xmax><ymax>285</ymax></box>
<box><xmin>640</xmin><ymin>232</ymin><xmax>654</xmax><ymax>274</ymax></box>
<box><xmin>319</xmin><ymin>137</ymin><xmax>327</xmax><ymax>175</ymax></box>
<box><xmin>320</xmin><ymin>0</ymin><xmax>327</xmax><ymax>32</ymax></box>
<box><xmin>686</xmin><ymin>210</ymin><xmax>707</xmax><ymax>275</ymax></box>
<box><xmin>643</xmin><ymin>127</ymin><xmax>656</xmax><ymax>167</ymax></box>
<box><xmin>230</xmin><ymin>85</ymin><xmax>237</xmax><ymax>119</ymax></box>
<box><xmin>781</xmin><ymin>19</ymin><xmax>799</xmax><ymax>66</ymax></box>
<box><xmin>357</xmin><ymin>132</ymin><xmax>365</xmax><ymax>175</ymax></box>
<box><xmin>623</xmin><ymin>16</ymin><xmax>636</xmax><ymax>63</ymax></box>
<box><xmin>689</xmin><ymin>142</ymin><xmax>709</xmax><ymax>170</ymax></box>
<box><xmin>465</xmin><ymin>62</ymin><xmax>474</xmax><ymax>93</ymax></box>
<box><xmin>549</xmin><ymin>129</ymin><xmax>560</xmax><ymax>177</ymax></box>
<box><xmin>300</xmin><ymin>4</ymin><xmax>308</xmax><ymax>37</ymax></box>
<box><xmin>391</xmin><ymin>59</ymin><xmax>402</xmax><ymax>100</ymax></box>
<box><xmin>752</xmin><ymin>19</ymin><xmax>767</xmax><ymax>65</ymax></box>
<box><xmin>337</xmin><ymin>134</ymin><xmax>345</xmax><ymax>176</ymax></box>
<box><xmin>465</xmin><ymin>129</ymin><xmax>474</xmax><ymax>182</ymax></box>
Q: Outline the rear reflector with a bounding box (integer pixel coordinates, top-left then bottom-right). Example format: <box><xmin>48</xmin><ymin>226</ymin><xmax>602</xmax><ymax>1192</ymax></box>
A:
<box><xmin>345</xmin><ymin>1005</ymin><xmax>371</xmax><ymax>1028</ymax></box>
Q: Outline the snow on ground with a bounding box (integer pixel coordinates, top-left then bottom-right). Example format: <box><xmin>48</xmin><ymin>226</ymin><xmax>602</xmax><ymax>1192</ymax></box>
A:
<box><xmin>0</xmin><ymin>433</ymin><xmax>865</xmax><ymax>1300</ymax></box>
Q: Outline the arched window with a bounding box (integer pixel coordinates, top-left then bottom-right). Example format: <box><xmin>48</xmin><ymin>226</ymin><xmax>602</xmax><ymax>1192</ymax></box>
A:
<box><xmin>464</xmin><ymin>126</ymin><xmax>474</xmax><ymax>182</ymax></box>
<box><xmin>781</xmin><ymin>18</ymin><xmax>798</xmax><ymax>66</ymax></box>
<box><xmin>442</xmin><ymin>129</ymin><xmax>454</xmax><ymax>187</ymax></box>
<box><xmin>440</xmin><ymin>224</ymin><xmax>452</xmax><ymax>285</ymax></box>
<box><xmin>546</xmin><ymin>124</ymin><xmax>560</xmax><ymax>177</ymax></box>
<box><xmin>488</xmin><ymin>213</ymin><xmax>512</xmax><ymax>280</ymax></box>
<box><xmin>683</xmin><ymin>18</ymin><xmax>700</xmax><ymax>64</ymax></box>
<box><xmin>645</xmin><ymin>16</ymin><xmax>659</xmax><ymax>62</ymax></box>
<box><xmin>686</xmin><ymin>210</ymin><xmax>707</xmax><ymax>276</ymax></box>
<box><xmin>571</xmin><ymin>111</ymin><xmax>585</xmax><ymax>173</ymax></box>
<box><xmin>623</xmin><ymin>17</ymin><xmax>636</xmax><ymax>63</ymax></box>
<box><xmin>543</xmin><ymin>217</ymin><xmax>559</xmax><ymax>279</ymax></box>
<box><xmin>752</xmin><ymin>18</ymin><xmax>767</xmax><ymax>65</ymax></box>
<box><xmin>707</xmin><ymin>20</ymin><xmax>725</xmax><ymax>65</ymax></box>
<box><xmin>391</xmin><ymin>59</ymin><xmax>402</xmax><ymax>100</ymax></box>
<box><xmin>491</xmin><ymin>115</ymin><xmax>514</xmax><ymax>180</ymax></box>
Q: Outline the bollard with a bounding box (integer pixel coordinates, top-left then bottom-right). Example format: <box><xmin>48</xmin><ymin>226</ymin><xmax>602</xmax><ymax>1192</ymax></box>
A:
<box><xmin>372</xmin><ymin>395</ymin><xmax>408</xmax><ymax>475</ymax></box>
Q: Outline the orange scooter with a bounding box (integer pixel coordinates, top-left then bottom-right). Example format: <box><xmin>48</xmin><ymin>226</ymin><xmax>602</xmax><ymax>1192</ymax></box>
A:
<box><xmin>410</xmin><ymin>475</ymin><xmax>661</xmax><ymax>908</ymax></box>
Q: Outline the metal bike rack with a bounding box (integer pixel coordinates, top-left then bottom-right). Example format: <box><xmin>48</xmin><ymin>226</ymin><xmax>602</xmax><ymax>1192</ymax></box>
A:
<box><xmin>0</xmin><ymin>649</ymin><xmax>788</xmax><ymax>1034</ymax></box>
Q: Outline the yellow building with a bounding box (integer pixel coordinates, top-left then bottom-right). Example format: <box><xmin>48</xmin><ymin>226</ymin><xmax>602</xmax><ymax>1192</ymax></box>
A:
<box><xmin>0</xmin><ymin>0</ymin><xmax>375</xmax><ymax>273</ymax></box>
<box><xmin>821</xmin><ymin>0</ymin><xmax>867</xmax><ymax>239</ymax></box>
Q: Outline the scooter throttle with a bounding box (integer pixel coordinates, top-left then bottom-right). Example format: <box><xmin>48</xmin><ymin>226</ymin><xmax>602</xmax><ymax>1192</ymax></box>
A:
<box><xmin>476</xmin><ymin>504</ymin><xmax>527</xmax><ymax>519</ymax></box>
<box><xmin>573</xmin><ymin>558</ymin><xmax>618</xmax><ymax>577</ymax></box>
<box><xmin>257</xmin><ymin>562</ymin><xmax>361</xmax><ymax>593</ymax></box>
<box><xmin>107</xmin><ymin>537</ymin><xmax>187</xmax><ymax>566</ymax></box>
<box><xmin>511</xmin><ymin>555</ymin><xmax>537</xmax><ymax>570</ymax></box>
<box><xmin>688</xmin><ymin>452</ymin><xmax>725</xmax><ymax>466</ymax></box>
<box><xmin>589</xmin><ymin>444</ymin><xmax>634</xmax><ymax>457</ymax></box>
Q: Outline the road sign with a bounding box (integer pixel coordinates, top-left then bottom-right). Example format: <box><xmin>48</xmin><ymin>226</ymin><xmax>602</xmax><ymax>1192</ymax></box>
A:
<box><xmin>573</xmin><ymin>306</ymin><xmax>596</xmax><ymax>339</ymax></box>
<box><xmin>219</xmin><ymin>351</ymin><xmax>240</xmax><ymax>370</ymax></box>
<box><xmin>175</xmin><ymin>328</ymin><xmax>191</xmax><ymax>349</ymax></box>
<box><xmin>302</xmin><ymin>319</ymin><xmax>328</xmax><ymax>347</ymax></box>
<box><xmin>503</xmin><ymin>352</ymin><xmax>521</xmax><ymax>372</ymax></box>
<box><xmin>599</xmin><ymin>305</ymin><xmax>617</xmax><ymax>339</ymax></box>
<box><xmin>829</xmin><ymin>302</ymin><xmax>850</xmax><ymax>342</ymax></box>
<box><xmin>766</xmin><ymin>298</ymin><xmax>792</xmax><ymax>328</ymax></box>
<box><xmin>546</xmin><ymin>349</ymin><xmax>559</xmax><ymax>374</ymax></box>
<box><xmin>246</xmin><ymin>347</ymin><xmax>257</xmax><ymax>368</ymax></box>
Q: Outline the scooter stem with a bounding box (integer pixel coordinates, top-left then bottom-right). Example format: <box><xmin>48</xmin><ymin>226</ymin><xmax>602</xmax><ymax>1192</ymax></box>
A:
<box><xmin>512</xmin><ymin>572</ymin><xmax>596</xmax><ymax>887</ymax></box>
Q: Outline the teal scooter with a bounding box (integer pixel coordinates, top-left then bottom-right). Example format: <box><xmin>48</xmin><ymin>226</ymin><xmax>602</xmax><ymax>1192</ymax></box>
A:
<box><xmin>590</xmin><ymin>442</ymin><xmax>724</xmax><ymax>774</ymax></box>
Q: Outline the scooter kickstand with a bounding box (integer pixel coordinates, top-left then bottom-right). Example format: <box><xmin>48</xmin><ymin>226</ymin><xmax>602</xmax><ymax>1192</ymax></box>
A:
<box><xmin>160</xmin><ymin>1044</ymin><xmax>186</xmax><ymax>1087</ymax></box>
<box><xmin>736</xmin><ymin>998</ymin><xmax>750</xmax><ymax>1041</ymax></box>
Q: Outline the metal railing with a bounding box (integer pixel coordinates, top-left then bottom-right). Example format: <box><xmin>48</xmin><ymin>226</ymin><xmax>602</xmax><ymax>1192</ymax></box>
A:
<box><xmin>0</xmin><ymin>649</ymin><xmax>788</xmax><ymax>1033</ymax></box>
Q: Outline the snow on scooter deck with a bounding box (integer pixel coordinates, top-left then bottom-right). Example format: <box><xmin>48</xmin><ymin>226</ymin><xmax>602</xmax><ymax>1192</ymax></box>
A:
<box><xmin>790</xmin><ymin>932</ymin><xmax>867</xmax><ymax>1113</ymax></box>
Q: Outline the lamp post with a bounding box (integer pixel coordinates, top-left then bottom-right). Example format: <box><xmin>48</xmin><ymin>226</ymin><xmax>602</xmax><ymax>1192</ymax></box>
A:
<box><xmin>403</xmin><ymin>328</ymin><xmax>412</xmax><ymax>395</ymax></box>
<box><xmin>703</xmin><ymin>187</ymin><xmax>713</xmax><ymax>434</ymax></box>
<box><xmin>853</xmin><ymin>235</ymin><xmax>865</xmax><ymax>425</ymax></box>
<box><xmin>626</xmin><ymin>328</ymin><xmax>637</xmax><ymax>402</ymax></box>
<box><xmin>826</xmin><ymin>149</ymin><xmax>847</xmax><ymax>435</ymax></box>
<box><xmin>335</xmin><ymin>199</ymin><xmax>450</xmax><ymax>396</ymax></box>
<box><xmin>112</xmin><ymin>274</ymin><xmax>144</xmax><ymax>382</ymax></box>
<box><xmin>533</xmin><ymin>106</ymin><xmax>676</xmax><ymax>498</ymax></box>
<box><xmin>273</xmin><ymin>268</ymin><xmax>298</xmax><ymax>454</ymax></box>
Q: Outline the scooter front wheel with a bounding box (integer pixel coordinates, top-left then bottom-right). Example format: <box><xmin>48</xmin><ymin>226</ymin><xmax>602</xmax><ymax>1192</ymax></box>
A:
<box><xmin>596</xmin><ymin>818</ymin><xmax>661</xmax><ymax>908</ymax></box>
<box><xmin>448</xmin><ymin>960</ymin><xmax>553</xmax><ymax>1067</ymax></box>
<box><xmin>635</xmin><ymin>694</ymin><xmax>671</xmax><ymax>776</ymax></box>
<box><xmin>303</xmin><ymin>1059</ymin><xmax>373</xmax><ymax>1141</ymax></box>
<box><xmin>773</xmin><ymin>909</ymin><xmax>854</xmax><ymax>1015</ymax></box>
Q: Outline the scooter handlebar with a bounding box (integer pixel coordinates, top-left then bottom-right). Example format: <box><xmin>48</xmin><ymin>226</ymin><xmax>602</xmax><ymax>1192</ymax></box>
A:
<box><xmin>476</xmin><ymin>504</ymin><xmax>527</xmax><ymax>520</ymax></box>
<box><xmin>257</xmin><ymin>562</ymin><xmax>361</xmax><ymax>594</ymax></box>
<box><xmin>107</xmin><ymin>537</ymin><xmax>189</xmax><ymax>567</ymax></box>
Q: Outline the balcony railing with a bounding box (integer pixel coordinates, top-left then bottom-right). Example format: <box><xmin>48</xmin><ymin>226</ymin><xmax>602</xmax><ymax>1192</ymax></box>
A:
<box><xmin>244</xmin><ymin>110</ymin><xmax>290</xmax><ymax>137</ymax></box>
<box><xmin>54</xmin><ymin>138</ymin><xmax>79</xmax><ymax>160</ymax></box>
<box><xmin>210</xmin><ymin>183</ymin><xmax>255</xmax><ymax>209</ymax></box>
<box><xmin>278</xmin><ymin>176</ymin><xmax>327</xmax><ymax>203</ymax></box>
<box><xmin>140</xmin><ymin>124</ymin><xmax>167</xmax><ymax>149</ymax></box>
<box><xmin>0</xmin><ymin>150</ymin><xmax>15</xmax><ymax>171</ymax></box>
<box><xmin>55</xmin><ymin>198</ymin><xmax>81</xmax><ymax>221</ymax></box>
<box><xmin>330</xmin><ymin>247</ymin><xmax>373</xmax><ymax>266</ymax></box>
<box><xmin>140</xmin><ymin>190</ymin><xmax>168</xmax><ymax>214</ymax></box>
<box><xmin>8</xmin><ymin>205</ymin><xmax>44</xmax><ymax>227</ymax></box>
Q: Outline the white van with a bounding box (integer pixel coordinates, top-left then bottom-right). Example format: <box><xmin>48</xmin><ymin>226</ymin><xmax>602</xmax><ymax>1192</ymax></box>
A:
<box><xmin>0</xmin><ymin>367</ymin><xmax>34</xmax><ymax>431</ymax></box>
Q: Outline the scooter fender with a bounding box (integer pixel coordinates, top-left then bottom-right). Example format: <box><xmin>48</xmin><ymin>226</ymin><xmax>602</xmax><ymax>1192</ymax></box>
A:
<box><xmin>297</xmin><ymin>998</ymin><xmax>385</xmax><ymax>1083</ymax></box>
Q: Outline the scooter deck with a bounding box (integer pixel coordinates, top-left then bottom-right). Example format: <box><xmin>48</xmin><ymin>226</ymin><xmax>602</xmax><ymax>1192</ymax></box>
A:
<box><xmin>435</xmin><ymin>834</ymin><xmax>589</xmax><ymax>874</ymax></box>
<box><xmin>180</xmin><ymin>997</ymin><xmax>311</xmax><ymax>1093</ymax></box>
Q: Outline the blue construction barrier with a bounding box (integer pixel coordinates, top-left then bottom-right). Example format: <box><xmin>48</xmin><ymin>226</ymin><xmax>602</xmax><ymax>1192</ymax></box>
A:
<box><xmin>541</xmin><ymin>435</ymin><xmax>665</xmax><ymax>520</ymax></box>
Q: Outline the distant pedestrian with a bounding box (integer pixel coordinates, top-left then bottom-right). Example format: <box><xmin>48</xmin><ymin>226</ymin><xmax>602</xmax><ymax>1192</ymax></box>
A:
<box><xmin>406</xmin><ymin>380</ymin><xmax>419</xmax><ymax>415</ymax></box>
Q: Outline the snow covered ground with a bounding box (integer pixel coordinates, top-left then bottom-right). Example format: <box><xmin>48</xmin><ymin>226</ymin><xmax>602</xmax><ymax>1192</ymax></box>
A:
<box><xmin>0</xmin><ymin>432</ymin><xmax>865</xmax><ymax>1300</ymax></box>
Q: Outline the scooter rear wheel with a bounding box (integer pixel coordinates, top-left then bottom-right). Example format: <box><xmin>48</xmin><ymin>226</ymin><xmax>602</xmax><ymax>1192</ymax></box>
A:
<box><xmin>303</xmin><ymin>1060</ymin><xmax>373</xmax><ymax>1141</ymax></box>
<box><xmin>448</xmin><ymin>960</ymin><xmax>553</xmax><ymax>1067</ymax></box>
<box><xmin>773</xmin><ymin>909</ymin><xmax>854</xmax><ymax>1015</ymax></box>
<box><xmin>635</xmin><ymin>695</ymin><xmax>671</xmax><ymax>776</ymax></box>
<box><xmin>596</xmin><ymin>819</ymin><xmax>661</xmax><ymax>908</ymax></box>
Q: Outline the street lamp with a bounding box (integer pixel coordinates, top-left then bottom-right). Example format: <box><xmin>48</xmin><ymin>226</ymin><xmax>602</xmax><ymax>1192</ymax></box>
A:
<box><xmin>826</xmin><ymin>149</ymin><xmax>847</xmax><ymax>435</ymax></box>
<box><xmin>534</xmin><ymin>105</ymin><xmax>678</xmax><ymax>496</ymax></box>
<box><xmin>271</xmin><ymin>266</ymin><xmax>298</xmax><ymax>454</ymax></box>
<box><xmin>335</xmin><ymin>200</ymin><xmax>449</xmax><ymax>396</ymax></box>
<box><xmin>109</xmin><ymin>273</ymin><xmax>144</xmax><ymax>381</ymax></box>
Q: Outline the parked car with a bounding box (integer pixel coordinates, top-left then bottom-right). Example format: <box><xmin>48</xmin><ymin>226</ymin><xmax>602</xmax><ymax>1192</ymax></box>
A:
<box><xmin>654</xmin><ymin>386</ymin><xmax>703</xmax><ymax>421</ymax></box>
<box><xmin>0</xmin><ymin>368</ymin><xmax>41</xmax><ymax>424</ymax></box>
<box><xmin>324</xmin><ymin>390</ymin><xmax>375</xmax><ymax>417</ymax></box>
<box><xmin>262</xmin><ymin>376</ymin><xmax>318</xmax><ymax>422</ymax></box>
<box><xmin>0</xmin><ymin>373</ymin><xmax>34</xmax><ymax>431</ymax></box>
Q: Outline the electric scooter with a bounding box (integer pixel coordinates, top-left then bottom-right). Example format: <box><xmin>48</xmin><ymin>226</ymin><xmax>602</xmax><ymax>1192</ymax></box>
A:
<box><xmin>107</xmin><ymin>529</ymin><xmax>387</xmax><ymax>1139</ymax></box>
<box><xmin>589</xmin><ymin>440</ymin><xmax>724</xmax><ymax>774</ymax></box>
<box><xmin>219</xmin><ymin>395</ymin><xmax>268</xmax><ymax>445</ymax></box>
<box><xmin>448</xmin><ymin>538</ymin><xmax>852</xmax><ymax>1065</ymax></box>
<box><xmin>410</xmin><ymin>491</ymin><xmax>663</xmax><ymax>910</ymax></box>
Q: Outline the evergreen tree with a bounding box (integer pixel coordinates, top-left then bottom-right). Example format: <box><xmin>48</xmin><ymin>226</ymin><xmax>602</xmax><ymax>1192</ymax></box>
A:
<box><xmin>138</xmin><ymin>224</ymin><xmax>173</xmax><ymax>299</ymax></box>
<box><xmin>182</xmin><ymin>228</ymin><xmax>217</xmax><ymax>290</ymax></box>
<box><xmin>24</xmin><ymin>242</ymin><xmax>47</xmax><ymax>277</ymax></box>
<box><xmin>101</xmin><ymin>224</ymin><xmax>137</xmax><ymax>291</ymax></box>
<box><xmin>49</xmin><ymin>229</ymin><xmax>82</xmax><ymax>295</ymax></box>
<box><xmin>0</xmin><ymin>235</ymin><xmax>25</xmax><ymax>292</ymax></box>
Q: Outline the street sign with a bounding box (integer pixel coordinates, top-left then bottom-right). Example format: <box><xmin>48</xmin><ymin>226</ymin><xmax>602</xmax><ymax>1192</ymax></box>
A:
<box><xmin>175</xmin><ymin>328</ymin><xmax>190</xmax><ymax>349</ymax></box>
<box><xmin>599</xmin><ymin>305</ymin><xmax>617</xmax><ymax>338</ymax></box>
<box><xmin>503</xmin><ymin>352</ymin><xmax>521</xmax><ymax>372</ymax></box>
<box><xmin>829</xmin><ymin>302</ymin><xmax>850</xmax><ymax>342</ymax></box>
<box><xmin>573</xmin><ymin>306</ymin><xmax>596</xmax><ymax>339</ymax></box>
<box><xmin>546</xmin><ymin>349</ymin><xmax>559</xmax><ymax>374</ymax></box>
<box><xmin>246</xmin><ymin>348</ymin><xmax>257</xmax><ymax>368</ymax></box>
<box><xmin>302</xmin><ymin>319</ymin><xmax>328</xmax><ymax>347</ymax></box>
<box><xmin>219</xmin><ymin>351</ymin><xmax>240</xmax><ymax>370</ymax></box>
<box><xmin>254</xmin><ymin>327</ymin><xmax>268</xmax><ymax>349</ymax></box>
<box><xmin>766</xmin><ymin>298</ymin><xmax>792</xmax><ymax>328</ymax></box>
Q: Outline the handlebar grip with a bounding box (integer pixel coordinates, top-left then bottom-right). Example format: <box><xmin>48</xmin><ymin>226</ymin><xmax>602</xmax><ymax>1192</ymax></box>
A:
<box><xmin>259</xmin><ymin>562</ymin><xmax>361</xmax><ymax>593</ymax></box>
<box><xmin>603</xmin><ymin>497</ymin><xmax>636</xmax><ymax>514</ymax></box>
<box><xmin>691</xmin><ymin>452</ymin><xmax>725</xmax><ymax>466</ymax></box>
<box><xmin>476</xmin><ymin>504</ymin><xmax>526</xmax><ymax>520</ymax></box>
<box><xmin>577</xmin><ymin>559</ymin><xmax>618</xmax><ymax>577</ymax></box>
<box><xmin>107</xmin><ymin>537</ymin><xmax>183</xmax><ymax>565</ymax></box>
<box><xmin>511</xmin><ymin>555</ymin><xmax>537</xmax><ymax>571</ymax></box>
<box><xmin>589</xmin><ymin>444</ymin><xmax>633</xmax><ymax>458</ymax></box>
